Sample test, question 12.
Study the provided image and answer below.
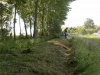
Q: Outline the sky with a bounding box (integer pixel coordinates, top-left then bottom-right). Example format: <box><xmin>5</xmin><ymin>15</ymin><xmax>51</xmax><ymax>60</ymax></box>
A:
<box><xmin>64</xmin><ymin>0</ymin><xmax>100</xmax><ymax>27</ymax></box>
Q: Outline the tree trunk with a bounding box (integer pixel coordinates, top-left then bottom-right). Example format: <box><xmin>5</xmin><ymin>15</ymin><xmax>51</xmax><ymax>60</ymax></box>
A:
<box><xmin>33</xmin><ymin>0</ymin><xmax>38</xmax><ymax>39</ymax></box>
<box><xmin>24</xmin><ymin>20</ymin><xmax>28</xmax><ymax>39</ymax></box>
<box><xmin>0</xmin><ymin>3</ymin><xmax>3</xmax><ymax>40</ymax></box>
<box><xmin>13</xmin><ymin>7</ymin><xmax>16</xmax><ymax>41</ymax></box>
<box><xmin>41</xmin><ymin>5</ymin><xmax>45</xmax><ymax>36</ymax></box>
<box><xmin>19</xmin><ymin>15</ymin><xmax>21</xmax><ymax>38</ymax></box>
<box><xmin>29</xmin><ymin>16</ymin><xmax>32</xmax><ymax>38</ymax></box>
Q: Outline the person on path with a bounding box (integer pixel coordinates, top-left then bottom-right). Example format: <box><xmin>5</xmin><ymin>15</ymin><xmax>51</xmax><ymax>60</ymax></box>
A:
<box><xmin>64</xmin><ymin>28</ymin><xmax>68</xmax><ymax>38</ymax></box>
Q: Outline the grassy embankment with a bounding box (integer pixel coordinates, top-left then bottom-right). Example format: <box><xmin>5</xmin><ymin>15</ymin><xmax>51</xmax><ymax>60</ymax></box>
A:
<box><xmin>0</xmin><ymin>37</ymin><xmax>75</xmax><ymax>75</ymax></box>
<box><xmin>72</xmin><ymin>35</ymin><xmax>100</xmax><ymax>75</ymax></box>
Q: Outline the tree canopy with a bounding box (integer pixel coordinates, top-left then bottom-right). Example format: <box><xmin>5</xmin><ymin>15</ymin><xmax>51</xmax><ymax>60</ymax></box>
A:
<box><xmin>0</xmin><ymin>0</ymin><xmax>75</xmax><ymax>40</ymax></box>
<box><xmin>84</xmin><ymin>18</ymin><xmax>95</xmax><ymax>29</ymax></box>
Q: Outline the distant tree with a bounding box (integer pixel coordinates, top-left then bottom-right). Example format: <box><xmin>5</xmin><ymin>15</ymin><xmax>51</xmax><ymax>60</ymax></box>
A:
<box><xmin>84</xmin><ymin>18</ymin><xmax>95</xmax><ymax>29</ymax></box>
<box><xmin>69</xmin><ymin>27</ymin><xmax>77</xmax><ymax>33</ymax></box>
<box><xmin>96</xmin><ymin>26</ymin><xmax>100</xmax><ymax>30</ymax></box>
<box><xmin>76</xmin><ymin>26</ymin><xmax>87</xmax><ymax>35</ymax></box>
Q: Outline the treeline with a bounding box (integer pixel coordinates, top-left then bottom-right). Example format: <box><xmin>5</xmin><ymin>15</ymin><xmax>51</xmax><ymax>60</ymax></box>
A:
<box><xmin>0</xmin><ymin>0</ymin><xmax>75</xmax><ymax>40</ymax></box>
<box><xmin>68</xmin><ymin>18</ymin><xmax>100</xmax><ymax>35</ymax></box>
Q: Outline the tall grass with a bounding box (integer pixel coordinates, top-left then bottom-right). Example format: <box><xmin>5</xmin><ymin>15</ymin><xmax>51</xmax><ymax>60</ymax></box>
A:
<box><xmin>0</xmin><ymin>37</ymin><xmax>71</xmax><ymax>75</ymax></box>
<box><xmin>72</xmin><ymin>36</ymin><xmax>100</xmax><ymax>75</ymax></box>
<box><xmin>0</xmin><ymin>36</ymin><xmax>53</xmax><ymax>53</ymax></box>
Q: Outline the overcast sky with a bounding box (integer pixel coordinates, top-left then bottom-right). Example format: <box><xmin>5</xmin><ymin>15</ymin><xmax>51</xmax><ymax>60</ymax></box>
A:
<box><xmin>64</xmin><ymin>0</ymin><xmax>100</xmax><ymax>27</ymax></box>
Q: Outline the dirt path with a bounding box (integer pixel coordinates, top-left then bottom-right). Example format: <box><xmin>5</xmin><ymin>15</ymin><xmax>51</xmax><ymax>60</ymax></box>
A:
<box><xmin>48</xmin><ymin>38</ymin><xmax>76</xmax><ymax>74</ymax></box>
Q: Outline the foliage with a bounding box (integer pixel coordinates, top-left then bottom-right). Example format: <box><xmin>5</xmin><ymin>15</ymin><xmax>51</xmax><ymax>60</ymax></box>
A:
<box><xmin>0</xmin><ymin>28</ymin><xmax>10</xmax><ymax>40</ymax></box>
<box><xmin>84</xmin><ymin>18</ymin><xmax>95</xmax><ymax>29</ymax></box>
<box><xmin>0</xmin><ymin>0</ymin><xmax>12</xmax><ymax>40</ymax></box>
<box><xmin>95</xmin><ymin>26</ymin><xmax>100</xmax><ymax>32</ymax></box>
<box><xmin>69</xmin><ymin>25</ymin><xmax>99</xmax><ymax>35</ymax></box>
<box><xmin>0</xmin><ymin>36</ymin><xmax>54</xmax><ymax>51</ymax></box>
<box><xmin>85</xmin><ymin>29</ymin><xmax>96</xmax><ymax>34</ymax></box>
<box><xmin>76</xmin><ymin>26</ymin><xmax>86</xmax><ymax>35</ymax></box>
<box><xmin>68</xmin><ymin>27</ymin><xmax>77</xmax><ymax>33</ymax></box>
<box><xmin>0</xmin><ymin>0</ymin><xmax>75</xmax><ymax>40</ymax></box>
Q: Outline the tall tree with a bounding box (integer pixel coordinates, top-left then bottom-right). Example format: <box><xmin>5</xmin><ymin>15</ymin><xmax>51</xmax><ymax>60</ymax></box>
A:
<box><xmin>0</xmin><ymin>1</ymin><xmax>3</xmax><ymax>39</ymax></box>
<box><xmin>19</xmin><ymin>15</ymin><xmax>22</xmax><ymax>38</ymax></box>
<box><xmin>0</xmin><ymin>0</ymin><xmax>12</xmax><ymax>40</ymax></box>
<box><xmin>13</xmin><ymin>6</ymin><xmax>17</xmax><ymax>40</ymax></box>
<box><xmin>7</xmin><ymin>0</ymin><xmax>26</xmax><ymax>40</ymax></box>
<box><xmin>5</xmin><ymin>0</ymin><xmax>75</xmax><ymax>40</ymax></box>
<box><xmin>29</xmin><ymin>15</ymin><xmax>32</xmax><ymax>38</ymax></box>
<box><xmin>23</xmin><ymin>20</ymin><xmax>28</xmax><ymax>38</ymax></box>
<box><xmin>33</xmin><ymin>0</ymin><xmax>38</xmax><ymax>39</ymax></box>
<box><xmin>84</xmin><ymin>18</ymin><xmax>95</xmax><ymax>29</ymax></box>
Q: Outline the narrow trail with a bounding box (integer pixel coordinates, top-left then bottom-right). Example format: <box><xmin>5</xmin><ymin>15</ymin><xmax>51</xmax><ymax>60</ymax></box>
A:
<box><xmin>48</xmin><ymin>38</ymin><xmax>76</xmax><ymax>74</ymax></box>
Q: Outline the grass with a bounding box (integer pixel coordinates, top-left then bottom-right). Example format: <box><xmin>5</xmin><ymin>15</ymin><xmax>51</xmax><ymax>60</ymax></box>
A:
<box><xmin>0</xmin><ymin>37</ymin><xmax>74</xmax><ymax>75</ymax></box>
<box><xmin>72</xmin><ymin>35</ymin><xmax>100</xmax><ymax>75</ymax></box>
<box><xmin>2</xmin><ymin>35</ymin><xmax>100</xmax><ymax>75</ymax></box>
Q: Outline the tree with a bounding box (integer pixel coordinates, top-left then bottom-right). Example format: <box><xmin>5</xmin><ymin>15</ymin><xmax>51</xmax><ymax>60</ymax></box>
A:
<box><xmin>12</xmin><ymin>0</ymin><xmax>75</xmax><ymax>39</ymax></box>
<box><xmin>33</xmin><ymin>0</ymin><xmax>38</xmax><ymax>39</ymax></box>
<box><xmin>13</xmin><ymin>6</ymin><xmax>17</xmax><ymax>40</ymax></box>
<box><xmin>84</xmin><ymin>18</ymin><xmax>95</xmax><ymax>29</ymax></box>
<box><xmin>0</xmin><ymin>0</ymin><xmax>12</xmax><ymax>40</ymax></box>
<box><xmin>19</xmin><ymin>15</ymin><xmax>22</xmax><ymax>38</ymax></box>
<box><xmin>76</xmin><ymin>26</ymin><xmax>87</xmax><ymax>35</ymax></box>
<box><xmin>37</xmin><ymin>0</ymin><xmax>74</xmax><ymax>37</ymax></box>
<box><xmin>0</xmin><ymin>0</ymin><xmax>74</xmax><ymax>40</ymax></box>
<box><xmin>7</xmin><ymin>0</ymin><xmax>26</xmax><ymax>40</ymax></box>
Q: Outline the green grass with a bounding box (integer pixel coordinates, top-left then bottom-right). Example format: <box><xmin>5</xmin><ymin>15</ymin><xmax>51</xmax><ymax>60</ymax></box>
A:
<box><xmin>0</xmin><ymin>36</ymin><xmax>52</xmax><ymax>52</ymax></box>
<box><xmin>0</xmin><ymin>37</ymin><xmax>73</xmax><ymax>75</ymax></box>
<box><xmin>72</xmin><ymin>35</ymin><xmax>100</xmax><ymax>75</ymax></box>
<box><xmin>2</xmin><ymin>35</ymin><xmax>100</xmax><ymax>75</ymax></box>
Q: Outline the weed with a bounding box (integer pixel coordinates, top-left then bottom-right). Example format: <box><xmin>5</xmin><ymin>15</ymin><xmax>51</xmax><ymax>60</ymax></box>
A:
<box><xmin>0</xmin><ymin>37</ymin><xmax>74</xmax><ymax>75</ymax></box>
<box><xmin>72</xmin><ymin>36</ymin><xmax>100</xmax><ymax>75</ymax></box>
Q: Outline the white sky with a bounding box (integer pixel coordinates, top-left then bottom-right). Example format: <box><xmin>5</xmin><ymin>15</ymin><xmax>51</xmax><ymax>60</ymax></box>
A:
<box><xmin>64</xmin><ymin>0</ymin><xmax>100</xmax><ymax>27</ymax></box>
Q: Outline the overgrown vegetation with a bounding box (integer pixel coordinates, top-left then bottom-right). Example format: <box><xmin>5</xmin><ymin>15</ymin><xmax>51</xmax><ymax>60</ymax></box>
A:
<box><xmin>72</xmin><ymin>35</ymin><xmax>100</xmax><ymax>75</ymax></box>
<box><xmin>0</xmin><ymin>0</ymin><xmax>77</xmax><ymax>74</ymax></box>
<box><xmin>1</xmin><ymin>0</ymin><xmax>100</xmax><ymax>75</ymax></box>
<box><xmin>0</xmin><ymin>37</ymin><xmax>75</xmax><ymax>75</ymax></box>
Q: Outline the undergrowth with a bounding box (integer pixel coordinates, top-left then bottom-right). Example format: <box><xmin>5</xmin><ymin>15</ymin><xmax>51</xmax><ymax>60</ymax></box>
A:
<box><xmin>0</xmin><ymin>36</ymin><xmax>53</xmax><ymax>53</ymax></box>
<box><xmin>72</xmin><ymin>36</ymin><xmax>100</xmax><ymax>75</ymax></box>
<box><xmin>0</xmin><ymin>37</ymin><xmax>72</xmax><ymax>75</ymax></box>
